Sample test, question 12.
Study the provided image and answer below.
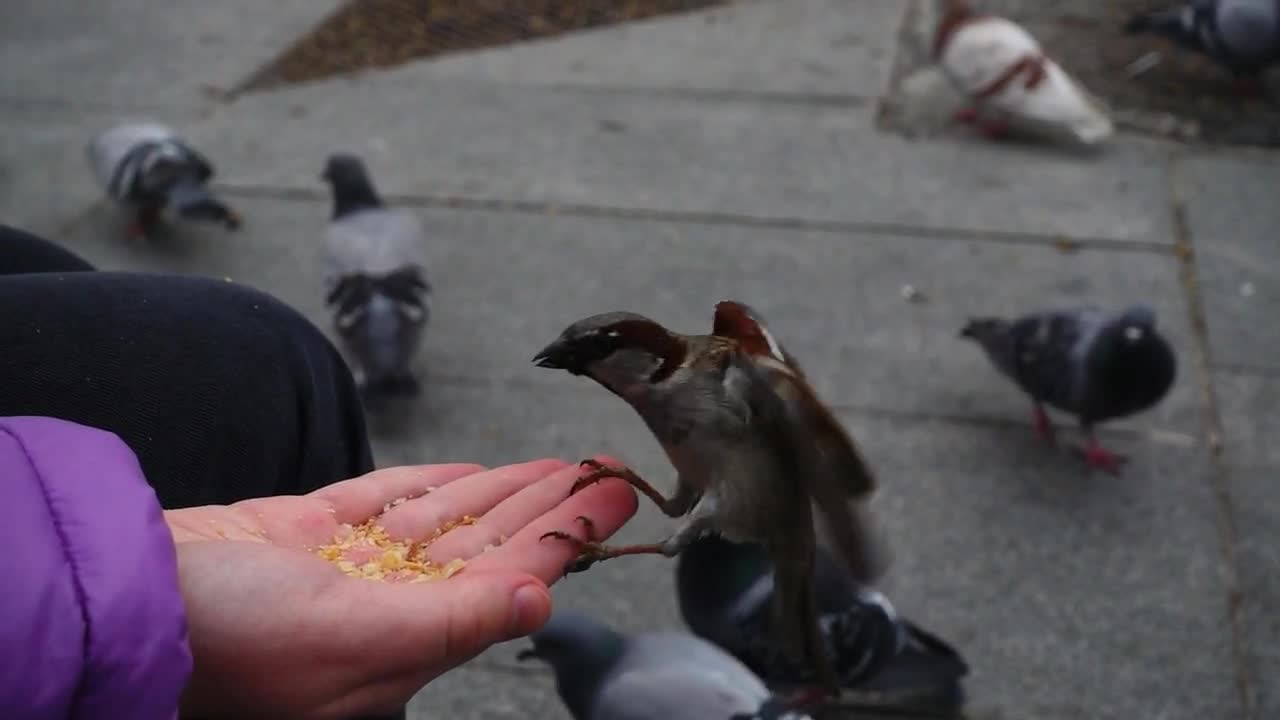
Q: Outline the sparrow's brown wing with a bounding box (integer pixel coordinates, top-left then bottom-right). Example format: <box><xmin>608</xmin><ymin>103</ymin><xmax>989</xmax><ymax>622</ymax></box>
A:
<box><xmin>714</xmin><ymin>300</ymin><xmax>888</xmax><ymax>584</ymax></box>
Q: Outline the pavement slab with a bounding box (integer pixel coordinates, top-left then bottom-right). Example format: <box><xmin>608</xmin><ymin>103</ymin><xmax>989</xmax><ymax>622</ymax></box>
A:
<box><xmin>194</xmin><ymin>72</ymin><xmax>1174</xmax><ymax>244</ymax></box>
<box><xmin>411</xmin><ymin>0</ymin><xmax>906</xmax><ymax>100</ymax></box>
<box><xmin>1179</xmin><ymin>152</ymin><xmax>1280</xmax><ymax>375</ymax></box>
<box><xmin>1215</xmin><ymin>368</ymin><xmax>1280</xmax><ymax>719</ymax></box>
<box><xmin>0</xmin><ymin>0</ymin><xmax>344</xmax><ymax>110</ymax></box>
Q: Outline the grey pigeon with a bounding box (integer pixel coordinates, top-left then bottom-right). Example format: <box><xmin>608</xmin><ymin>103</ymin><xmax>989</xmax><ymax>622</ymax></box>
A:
<box><xmin>1123</xmin><ymin>0</ymin><xmax>1280</xmax><ymax>85</ymax></box>
<box><xmin>87</xmin><ymin>122</ymin><xmax>240</xmax><ymax>239</ymax></box>
<box><xmin>960</xmin><ymin>304</ymin><xmax>1176</xmax><ymax>475</ymax></box>
<box><xmin>518</xmin><ymin>610</ymin><xmax>814</xmax><ymax>720</ymax></box>
<box><xmin>677</xmin><ymin>534</ymin><xmax>969</xmax><ymax>717</ymax></box>
<box><xmin>321</xmin><ymin>153</ymin><xmax>430</xmax><ymax>399</ymax></box>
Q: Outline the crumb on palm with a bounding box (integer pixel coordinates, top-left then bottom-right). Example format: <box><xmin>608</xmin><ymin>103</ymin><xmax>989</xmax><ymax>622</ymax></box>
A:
<box><xmin>315</xmin><ymin>514</ymin><xmax>482</xmax><ymax>583</ymax></box>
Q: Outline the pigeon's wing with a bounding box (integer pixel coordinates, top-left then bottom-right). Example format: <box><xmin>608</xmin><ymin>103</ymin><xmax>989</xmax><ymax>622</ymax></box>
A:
<box><xmin>324</xmin><ymin>208</ymin><xmax>429</xmax><ymax>288</ymax></box>
<box><xmin>595</xmin><ymin>634</ymin><xmax>771</xmax><ymax>720</ymax></box>
<box><xmin>1006</xmin><ymin>308</ymin><xmax>1104</xmax><ymax>411</ymax></box>
<box><xmin>713</xmin><ymin>301</ymin><xmax>886</xmax><ymax>585</ymax></box>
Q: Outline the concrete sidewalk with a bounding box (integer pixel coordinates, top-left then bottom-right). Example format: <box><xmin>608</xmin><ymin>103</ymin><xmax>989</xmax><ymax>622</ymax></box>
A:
<box><xmin>2</xmin><ymin>1</ymin><xmax>1276</xmax><ymax>718</ymax></box>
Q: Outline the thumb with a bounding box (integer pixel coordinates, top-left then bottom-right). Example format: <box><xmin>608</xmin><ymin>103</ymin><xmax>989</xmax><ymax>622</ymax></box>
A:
<box><xmin>412</xmin><ymin>571</ymin><xmax>551</xmax><ymax>670</ymax></box>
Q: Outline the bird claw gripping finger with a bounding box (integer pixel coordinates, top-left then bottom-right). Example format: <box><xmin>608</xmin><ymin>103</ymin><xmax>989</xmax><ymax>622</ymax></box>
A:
<box><xmin>570</xmin><ymin>459</ymin><xmax>642</xmax><ymax>497</ymax></box>
<box><xmin>539</xmin><ymin>516</ymin><xmax>672</xmax><ymax>575</ymax></box>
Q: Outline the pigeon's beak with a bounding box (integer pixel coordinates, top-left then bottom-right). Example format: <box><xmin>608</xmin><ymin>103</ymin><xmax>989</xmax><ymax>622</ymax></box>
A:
<box><xmin>515</xmin><ymin>646</ymin><xmax>540</xmax><ymax>662</ymax></box>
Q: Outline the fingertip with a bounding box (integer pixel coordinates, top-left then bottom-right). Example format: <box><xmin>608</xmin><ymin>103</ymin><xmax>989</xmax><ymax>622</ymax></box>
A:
<box><xmin>510</xmin><ymin>580</ymin><xmax>551</xmax><ymax>636</ymax></box>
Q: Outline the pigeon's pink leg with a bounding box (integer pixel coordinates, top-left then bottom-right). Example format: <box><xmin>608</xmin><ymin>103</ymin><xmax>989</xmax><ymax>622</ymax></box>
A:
<box><xmin>975</xmin><ymin>117</ymin><xmax>1012</xmax><ymax>140</ymax></box>
<box><xmin>1031</xmin><ymin>403</ymin><xmax>1057</xmax><ymax>447</ymax></box>
<box><xmin>952</xmin><ymin>106</ymin><xmax>979</xmax><ymax>124</ymax></box>
<box><xmin>1079</xmin><ymin>435</ymin><xmax>1128</xmax><ymax>476</ymax></box>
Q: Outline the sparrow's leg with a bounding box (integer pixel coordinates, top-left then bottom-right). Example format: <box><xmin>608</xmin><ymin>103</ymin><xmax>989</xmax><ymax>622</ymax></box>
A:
<box><xmin>1031</xmin><ymin>402</ymin><xmax>1057</xmax><ymax>446</ymax></box>
<box><xmin>571</xmin><ymin>459</ymin><xmax>696</xmax><ymax>517</ymax></box>
<box><xmin>542</xmin><ymin>514</ymin><xmax>713</xmax><ymax>574</ymax></box>
<box><xmin>1075</xmin><ymin>428</ymin><xmax>1128</xmax><ymax>476</ymax></box>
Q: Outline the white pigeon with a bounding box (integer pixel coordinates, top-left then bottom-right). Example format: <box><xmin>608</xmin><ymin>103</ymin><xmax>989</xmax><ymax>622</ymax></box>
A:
<box><xmin>87</xmin><ymin>121</ymin><xmax>241</xmax><ymax>239</ymax></box>
<box><xmin>320</xmin><ymin>153</ymin><xmax>431</xmax><ymax>399</ymax></box>
<box><xmin>932</xmin><ymin>0</ymin><xmax>1115</xmax><ymax>145</ymax></box>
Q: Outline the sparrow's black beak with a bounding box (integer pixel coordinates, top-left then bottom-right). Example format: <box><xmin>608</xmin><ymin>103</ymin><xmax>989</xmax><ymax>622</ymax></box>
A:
<box><xmin>515</xmin><ymin>646</ymin><xmax>540</xmax><ymax>662</ymax></box>
<box><xmin>532</xmin><ymin>340</ymin><xmax>573</xmax><ymax>371</ymax></box>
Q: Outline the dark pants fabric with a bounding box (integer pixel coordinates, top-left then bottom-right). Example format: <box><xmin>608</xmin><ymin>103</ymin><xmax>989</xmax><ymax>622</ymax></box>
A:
<box><xmin>1</xmin><ymin>225</ymin><xmax>403</xmax><ymax>720</ymax></box>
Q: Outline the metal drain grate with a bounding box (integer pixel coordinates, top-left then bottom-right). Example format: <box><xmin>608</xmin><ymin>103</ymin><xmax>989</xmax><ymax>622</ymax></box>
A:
<box><xmin>238</xmin><ymin>0</ymin><xmax>735</xmax><ymax>93</ymax></box>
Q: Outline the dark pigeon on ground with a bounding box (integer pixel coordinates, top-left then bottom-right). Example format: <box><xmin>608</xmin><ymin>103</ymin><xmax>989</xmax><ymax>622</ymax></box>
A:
<box><xmin>320</xmin><ymin>153</ymin><xmax>431</xmax><ymax>401</ymax></box>
<box><xmin>676</xmin><ymin>534</ymin><xmax>970</xmax><ymax>718</ymax></box>
<box><xmin>1123</xmin><ymin>0</ymin><xmax>1280</xmax><ymax>88</ymax></box>
<box><xmin>519</xmin><ymin>609</ymin><xmax>814</xmax><ymax>720</ymax></box>
<box><xmin>87</xmin><ymin>121</ymin><xmax>241</xmax><ymax>240</ymax></box>
<box><xmin>960</xmin><ymin>304</ymin><xmax>1177</xmax><ymax>475</ymax></box>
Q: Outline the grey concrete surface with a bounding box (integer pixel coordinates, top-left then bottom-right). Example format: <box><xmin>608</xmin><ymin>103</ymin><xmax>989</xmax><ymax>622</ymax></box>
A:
<box><xmin>194</xmin><ymin>74</ymin><xmax>1175</xmax><ymax>244</ymax></box>
<box><xmin>1180</xmin><ymin>152</ymin><xmax>1280</xmax><ymax>375</ymax></box>
<box><xmin>3</xmin><ymin>0</ymin><xmax>1278</xmax><ymax>719</ymax></box>
<box><xmin>0</xmin><ymin>0</ymin><xmax>344</xmax><ymax>109</ymax></box>
<box><xmin>416</xmin><ymin>0</ymin><xmax>904</xmax><ymax>99</ymax></box>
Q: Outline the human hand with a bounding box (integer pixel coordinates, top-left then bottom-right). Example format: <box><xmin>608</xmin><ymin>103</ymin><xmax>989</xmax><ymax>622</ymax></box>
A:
<box><xmin>167</xmin><ymin>458</ymin><xmax>637</xmax><ymax>720</ymax></box>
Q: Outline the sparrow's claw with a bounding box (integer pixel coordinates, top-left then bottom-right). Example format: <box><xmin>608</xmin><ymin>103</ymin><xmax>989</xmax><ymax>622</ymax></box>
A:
<box><xmin>539</xmin><ymin>520</ymin><xmax>670</xmax><ymax>575</ymax></box>
<box><xmin>570</xmin><ymin>459</ymin><xmax>643</xmax><ymax>497</ymax></box>
<box><xmin>1075</xmin><ymin>441</ymin><xmax>1128</xmax><ymax>476</ymax></box>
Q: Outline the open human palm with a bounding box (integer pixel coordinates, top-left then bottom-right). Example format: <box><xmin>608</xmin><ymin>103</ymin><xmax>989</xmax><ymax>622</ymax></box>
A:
<box><xmin>167</xmin><ymin>458</ymin><xmax>637</xmax><ymax>720</ymax></box>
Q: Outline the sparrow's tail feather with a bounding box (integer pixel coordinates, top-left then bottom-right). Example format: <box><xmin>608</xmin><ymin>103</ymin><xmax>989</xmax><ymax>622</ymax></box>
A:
<box><xmin>769</xmin><ymin>548</ymin><xmax>840</xmax><ymax>693</ymax></box>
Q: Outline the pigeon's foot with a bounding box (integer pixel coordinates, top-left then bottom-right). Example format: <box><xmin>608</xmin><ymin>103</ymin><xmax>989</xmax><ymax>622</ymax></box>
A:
<box><xmin>952</xmin><ymin>107</ymin><xmax>979</xmax><ymax>125</ymax></box>
<box><xmin>1031</xmin><ymin>404</ymin><xmax>1057</xmax><ymax>447</ymax></box>
<box><xmin>1230</xmin><ymin>76</ymin><xmax>1265</xmax><ymax>99</ymax></box>
<box><xmin>539</xmin><ymin>516</ymin><xmax>669</xmax><ymax>574</ymax></box>
<box><xmin>1076</xmin><ymin>439</ymin><xmax>1128</xmax><ymax>476</ymax></box>
<box><xmin>125</xmin><ymin>220</ymin><xmax>149</xmax><ymax>242</ymax></box>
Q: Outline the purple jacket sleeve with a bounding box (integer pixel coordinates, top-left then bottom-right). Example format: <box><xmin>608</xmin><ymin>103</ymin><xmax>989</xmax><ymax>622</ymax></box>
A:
<box><xmin>0</xmin><ymin>416</ymin><xmax>191</xmax><ymax>720</ymax></box>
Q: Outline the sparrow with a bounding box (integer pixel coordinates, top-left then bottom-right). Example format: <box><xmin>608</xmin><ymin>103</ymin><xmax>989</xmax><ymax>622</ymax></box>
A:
<box><xmin>960</xmin><ymin>304</ymin><xmax>1177</xmax><ymax>475</ymax></box>
<box><xmin>1123</xmin><ymin>0</ymin><xmax>1280</xmax><ymax>96</ymax></box>
<box><xmin>321</xmin><ymin>153</ymin><xmax>431</xmax><ymax>399</ymax></box>
<box><xmin>87</xmin><ymin>121</ymin><xmax>241</xmax><ymax>240</ymax></box>
<box><xmin>531</xmin><ymin>300</ymin><xmax>889</xmax><ymax>696</ymax></box>
<box><xmin>517</xmin><ymin>609</ymin><xmax>815</xmax><ymax>720</ymax></box>
<box><xmin>933</xmin><ymin>0</ymin><xmax>1114</xmax><ymax>145</ymax></box>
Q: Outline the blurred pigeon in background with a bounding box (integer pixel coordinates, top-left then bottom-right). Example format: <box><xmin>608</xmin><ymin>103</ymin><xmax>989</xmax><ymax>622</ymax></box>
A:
<box><xmin>1123</xmin><ymin>0</ymin><xmax>1280</xmax><ymax>91</ymax></box>
<box><xmin>321</xmin><ymin>153</ymin><xmax>431</xmax><ymax>399</ymax></box>
<box><xmin>960</xmin><ymin>304</ymin><xmax>1177</xmax><ymax>475</ymax></box>
<box><xmin>677</xmin><ymin>534</ymin><xmax>969</xmax><ymax>717</ymax></box>
<box><xmin>933</xmin><ymin>0</ymin><xmax>1114</xmax><ymax>145</ymax></box>
<box><xmin>87</xmin><ymin>121</ymin><xmax>241</xmax><ymax>239</ymax></box>
<box><xmin>518</xmin><ymin>609</ymin><xmax>814</xmax><ymax>720</ymax></box>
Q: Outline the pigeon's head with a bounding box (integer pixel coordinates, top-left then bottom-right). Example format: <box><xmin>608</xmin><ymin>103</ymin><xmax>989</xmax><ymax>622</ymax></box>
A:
<box><xmin>518</xmin><ymin>610</ymin><xmax>625</xmax><ymax>717</ymax></box>
<box><xmin>321</xmin><ymin>153</ymin><xmax>382</xmax><ymax>218</ymax></box>
<box><xmin>517</xmin><ymin>610</ymin><xmax>623</xmax><ymax>667</ymax></box>
<box><xmin>1111</xmin><ymin>304</ymin><xmax>1159</xmax><ymax>346</ymax></box>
